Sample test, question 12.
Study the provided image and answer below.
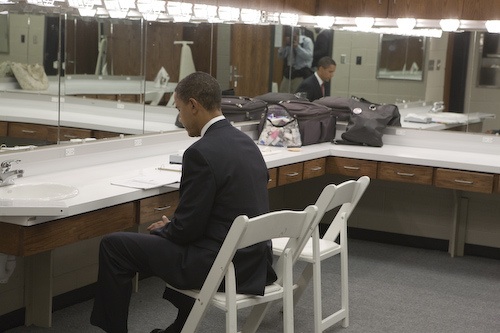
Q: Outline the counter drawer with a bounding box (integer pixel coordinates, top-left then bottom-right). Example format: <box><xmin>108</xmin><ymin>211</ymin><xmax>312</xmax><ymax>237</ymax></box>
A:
<box><xmin>8</xmin><ymin>122</ymin><xmax>49</xmax><ymax>141</ymax></box>
<box><xmin>326</xmin><ymin>157</ymin><xmax>377</xmax><ymax>179</ymax></box>
<box><xmin>139</xmin><ymin>191</ymin><xmax>180</xmax><ymax>224</ymax></box>
<box><xmin>267</xmin><ymin>168</ymin><xmax>277</xmax><ymax>189</ymax></box>
<box><xmin>278</xmin><ymin>162</ymin><xmax>304</xmax><ymax>186</ymax></box>
<box><xmin>0</xmin><ymin>121</ymin><xmax>7</xmax><ymax>136</ymax></box>
<box><xmin>377</xmin><ymin>162</ymin><xmax>433</xmax><ymax>185</ymax></box>
<box><xmin>49</xmin><ymin>126</ymin><xmax>93</xmax><ymax>142</ymax></box>
<box><xmin>303</xmin><ymin>158</ymin><xmax>326</xmax><ymax>180</ymax></box>
<box><xmin>434</xmin><ymin>168</ymin><xmax>494</xmax><ymax>194</ymax></box>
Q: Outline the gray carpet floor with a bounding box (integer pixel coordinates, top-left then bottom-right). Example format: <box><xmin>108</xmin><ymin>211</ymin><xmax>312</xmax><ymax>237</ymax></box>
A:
<box><xmin>5</xmin><ymin>239</ymin><xmax>500</xmax><ymax>333</ymax></box>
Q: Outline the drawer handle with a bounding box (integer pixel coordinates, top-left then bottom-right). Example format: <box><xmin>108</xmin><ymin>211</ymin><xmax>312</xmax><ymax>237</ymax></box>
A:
<box><xmin>22</xmin><ymin>130</ymin><xmax>36</xmax><ymax>134</ymax></box>
<box><xmin>343</xmin><ymin>166</ymin><xmax>360</xmax><ymax>170</ymax></box>
<box><xmin>286</xmin><ymin>172</ymin><xmax>299</xmax><ymax>177</ymax></box>
<box><xmin>454</xmin><ymin>179</ymin><xmax>474</xmax><ymax>185</ymax></box>
<box><xmin>396</xmin><ymin>172</ymin><xmax>415</xmax><ymax>177</ymax></box>
<box><xmin>154</xmin><ymin>205</ymin><xmax>171</xmax><ymax>211</ymax></box>
<box><xmin>309</xmin><ymin>166</ymin><xmax>322</xmax><ymax>171</ymax></box>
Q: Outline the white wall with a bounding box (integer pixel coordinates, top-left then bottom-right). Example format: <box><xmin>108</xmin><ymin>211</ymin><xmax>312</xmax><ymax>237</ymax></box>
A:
<box><xmin>331</xmin><ymin>30</ymin><xmax>448</xmax><ymax>105</ymax></box>
<box><xmin>0</xmin><ymin>13</ymin><xmax>45</xmax><ymax>65</ymax></box>
<box><xmin>465</xmin><ymin>32</ymin><xmax>500</xmax><ymax>133</ymax></box>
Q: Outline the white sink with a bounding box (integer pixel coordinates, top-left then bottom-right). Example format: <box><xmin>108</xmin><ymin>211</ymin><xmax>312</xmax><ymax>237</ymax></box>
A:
<box><xmin>0</xmin><ymin>183</ymin><xmax>79</xmax><ymax>201</ymax></box>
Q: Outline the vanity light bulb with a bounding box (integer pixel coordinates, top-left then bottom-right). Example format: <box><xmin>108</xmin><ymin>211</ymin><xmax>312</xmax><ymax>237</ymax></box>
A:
<box><xmin>485</xmin><ymin>20</ymin><xmax>500</xmax><ymax>33</ymax></box>
<box><xmin>315</xmin><ymin>16</ymin><xmax>335</xmax><ymax>29</ymax></box>
<box><xmin>354</xmin><ymin>17</ymin><xmax>375</xmax><ymax>30</ymax></box>
<box><xmin>397</xmin><ymin>18</ymin><xmax>417</xmax><ymax>31</ymax></box>
<box><xmin>440</xmin><ymin>19</ymin><xmax>460</xmax><ymax>32</ymax></box>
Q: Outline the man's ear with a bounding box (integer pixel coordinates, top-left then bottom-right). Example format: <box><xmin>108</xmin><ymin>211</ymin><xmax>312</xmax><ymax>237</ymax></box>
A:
<box><xmin>189</xmin><ymin>98</ymin><xmax>198</xmax><ymax>113</ymax></box>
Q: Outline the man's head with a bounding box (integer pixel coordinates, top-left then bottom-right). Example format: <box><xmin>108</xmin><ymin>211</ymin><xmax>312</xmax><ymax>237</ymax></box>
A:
<box><xmin>317</xmin><ymin>56</ymin><xmax>336</xmax><ymax>83</ymax></box>
<box><xmin>174</xmin><ymin>72</ymin><xmax>222</xmax><ymax>137</ymax></box>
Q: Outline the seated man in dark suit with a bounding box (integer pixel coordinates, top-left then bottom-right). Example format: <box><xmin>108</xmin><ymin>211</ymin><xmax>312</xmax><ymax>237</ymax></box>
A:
<box><xmin>90</xmin><ymin>72</ymin><xmax>277</xmax><ymax>333</ymax></box>
<box><xmin>296</xmin><ymin>56</ymin><xmax>336</xmax><ymax>102</ymax></box>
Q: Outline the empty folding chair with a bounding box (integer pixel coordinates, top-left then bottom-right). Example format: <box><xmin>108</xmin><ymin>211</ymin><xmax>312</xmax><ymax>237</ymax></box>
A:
<box><xmin>272</xmin><ymin>176</ymin><xmax>370</xmax><ymax>332</ymax></box>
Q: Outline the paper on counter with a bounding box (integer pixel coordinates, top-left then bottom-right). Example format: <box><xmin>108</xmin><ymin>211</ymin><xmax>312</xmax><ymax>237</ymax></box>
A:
<box><xmin>111</xmin><ymin>169</ymin><xmax>181</xmax><ymax>190</ymax></box>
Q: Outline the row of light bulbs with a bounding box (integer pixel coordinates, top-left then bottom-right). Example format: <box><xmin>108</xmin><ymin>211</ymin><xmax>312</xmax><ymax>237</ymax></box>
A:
<box><xmin>3</xmin><ymin>0</ymin><xmax>500</xmax><ymax>35</ymax></box>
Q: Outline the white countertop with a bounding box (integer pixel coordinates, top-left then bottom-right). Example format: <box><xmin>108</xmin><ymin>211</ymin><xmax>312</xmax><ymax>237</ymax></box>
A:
<box><xmin>1</xmin><ymin>128</ymin><xmax>499</xmax><ymax>226</ymax></box>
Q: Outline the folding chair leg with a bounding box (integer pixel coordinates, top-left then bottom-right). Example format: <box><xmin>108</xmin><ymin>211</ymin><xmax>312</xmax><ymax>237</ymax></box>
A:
<box><xmin>340</xmin><ymin>247</ymin><xmax>349</xmax><ymax>328</ymax></box>
<box><xmin>312</xmin><ymin>260</ymin><xmax>323</xmax><ymax>333</ymax></box>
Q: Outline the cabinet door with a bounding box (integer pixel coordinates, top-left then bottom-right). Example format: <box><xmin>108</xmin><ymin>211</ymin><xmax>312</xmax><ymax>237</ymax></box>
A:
<box><xmin>388</xmin><ymin>0</ymin><xmax>463</xmax><ymax>19</ymax></box>
<box><xmin>318</xmin><ymin>0</ymin><xmax>388</xmax><ymax>17</ymax></box>
<box><xmin>284</xmin><ymin>0</ymin><xmax>316</xmax><ymax>14</ymax></box>
<box><xmin>462</xmin><ymin>0</ymin><xmax>500</xmax><ymax>20</ymax></box>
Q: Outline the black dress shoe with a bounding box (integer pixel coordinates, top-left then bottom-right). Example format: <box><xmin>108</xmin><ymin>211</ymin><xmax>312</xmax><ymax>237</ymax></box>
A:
<box><xmin>150</xmin><ymin>322</ymin><xmax>182</xmax><ymax>333</ymax></box>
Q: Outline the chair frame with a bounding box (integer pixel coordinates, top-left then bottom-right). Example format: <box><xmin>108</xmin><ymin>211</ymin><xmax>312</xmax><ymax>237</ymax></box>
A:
<box><xmin>272</xmin><ymin>176</ymin><xmax>370</xmax><ymax>332</ymax></box>
<box><xmin>166</xmin><ymin>205</ymin><xmax>318</xmax><ymax>333</ymax></box>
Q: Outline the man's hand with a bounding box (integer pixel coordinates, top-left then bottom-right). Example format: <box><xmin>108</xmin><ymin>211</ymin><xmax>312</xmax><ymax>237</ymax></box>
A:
<box><xmin>147</xmin><ymin>215</ymin><xmax>170</xmax><ymax>231</ymax></box>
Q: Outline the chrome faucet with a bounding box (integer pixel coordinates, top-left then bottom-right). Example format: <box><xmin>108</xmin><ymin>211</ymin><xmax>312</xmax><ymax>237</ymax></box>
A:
<box><xmin>0</xmin><ymin>159</ymin><xmax>24</xmax><ymax>187</ymax></box>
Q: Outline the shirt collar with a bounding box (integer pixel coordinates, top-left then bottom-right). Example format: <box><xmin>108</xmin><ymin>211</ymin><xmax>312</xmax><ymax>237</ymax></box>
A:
<box><xmin>201</xmin><ymin>115</ymin><xmax>225</xmax><ymax>137</ymax></box>
<box><xmin>314</xmin><ymin>72</ymin><xmax>324</xmax><ymax>86</ymax></box>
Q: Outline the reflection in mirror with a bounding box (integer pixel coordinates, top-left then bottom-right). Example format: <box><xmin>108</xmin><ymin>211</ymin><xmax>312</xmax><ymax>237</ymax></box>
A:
<box><xmin>143</xmin><ymin>21</ymin><xmax>215</xmax><ymax>134</ymax></box>
<box><xmin>377</xmin><ymin>34</ymin><xmax>425</xmax><ymax>81</ymax></box>
<box><xmin>60</xmin><ymin>17</ymin><xmax>146</xmax><ymax>141</ymax></box>
<box><xmin>0</xmin><ymin>13</ymin><xmax>61</xmax><ymax>152</ymax></box>
<box><xmin>276</xmin><ymin>26</ymin><xmax>323</xmax><ymax>94</ymax></box>
<box><xmin>0</xmin><ymin>13</ymin><xmax>8</xmax><ymax>54</ymax></box>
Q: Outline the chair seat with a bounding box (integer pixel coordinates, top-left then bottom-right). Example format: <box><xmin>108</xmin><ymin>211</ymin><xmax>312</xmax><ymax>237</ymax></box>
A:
<box><xmin>212</xmin><ymin>283</ymin><xmax>284</xmax><ymax>309</ymax></box>
<box><xmin>273</xmin><ymin>237</ymin><xmax>341</xmax><ymax>263</ymax></box>
<box><xmin>167</xmin><ymin>282</ymin><xmax>284</xmax><ymax>311</ymax></box>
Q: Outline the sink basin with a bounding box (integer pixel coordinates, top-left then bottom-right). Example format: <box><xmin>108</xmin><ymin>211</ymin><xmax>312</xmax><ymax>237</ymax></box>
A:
<box><xmin>0</xmin><ymin>183</ymin><xmax>79</xmax><ymax>201</ymax></box>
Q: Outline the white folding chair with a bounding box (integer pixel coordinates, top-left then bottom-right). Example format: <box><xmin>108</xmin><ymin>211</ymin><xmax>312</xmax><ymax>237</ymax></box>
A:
<box><xmin>165</xmin><ymin>205</ymin><xmax>318</xmax><ymax>333</ymax></box>
<box><xmin>272</xmin><ymin>176</ymin><xmax>370</xmax><ymax>332</ymax></box>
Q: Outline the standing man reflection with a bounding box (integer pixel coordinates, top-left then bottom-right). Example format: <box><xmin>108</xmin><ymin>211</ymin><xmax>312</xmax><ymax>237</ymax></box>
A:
<box><xmin>278</xmin><ymin>27</ymin><xmax>314</xmax><ymax>94</ymax></box>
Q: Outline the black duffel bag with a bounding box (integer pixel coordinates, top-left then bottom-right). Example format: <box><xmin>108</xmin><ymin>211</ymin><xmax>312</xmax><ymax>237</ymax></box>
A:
<box><xmin>336</xmin><ymin>98</ymin><xmax>401</xmax><ymax>147</ymax></box>
<box><xmin>221</xmin><ymin>96</ymin><xmax>268</xmax><ymax>123</ymax></box>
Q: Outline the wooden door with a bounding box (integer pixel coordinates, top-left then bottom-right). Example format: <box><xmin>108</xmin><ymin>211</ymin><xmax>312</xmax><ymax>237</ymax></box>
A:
<box><xmin>230</xmin><ymin>24</ymin><xmax>273</xmax><ymax>97</ymax></box>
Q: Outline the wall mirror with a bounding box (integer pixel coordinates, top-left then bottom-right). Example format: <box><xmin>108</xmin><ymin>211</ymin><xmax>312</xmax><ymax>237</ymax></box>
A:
<box><xmin>376</xmin><ymin>34</ymin><xmax>425</xmax><ymax>81</ymax></box>
<box><xmin>1</xmin><ymin>9</ymin><xmax>500</xmax><ymax>157</ymax></box>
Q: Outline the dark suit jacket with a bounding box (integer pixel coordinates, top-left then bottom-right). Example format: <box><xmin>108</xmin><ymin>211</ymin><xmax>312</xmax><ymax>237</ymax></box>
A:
<box><xmin>162</xmin><ymin>119</ymin><xmax>276</xmax><ymax>295</ymax></box>
<box><xmin>295</xmin><ymin>74</ymin><xmax>330</xmax><ymax>102</ymax></box>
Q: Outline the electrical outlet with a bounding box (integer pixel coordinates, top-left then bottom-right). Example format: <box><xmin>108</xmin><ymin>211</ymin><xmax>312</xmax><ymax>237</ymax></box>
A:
<box><xmin>134</xmin><ymin>139</ymin><xmax>142</xmax><ymax>147</ymax></box>
<box><xmin>65</xmin><ymin>148</ymin><xmax>75</xmax><ymax>156</ymax></box>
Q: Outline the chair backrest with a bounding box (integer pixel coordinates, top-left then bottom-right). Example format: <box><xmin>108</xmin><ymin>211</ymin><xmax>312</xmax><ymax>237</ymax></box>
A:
<box><xmin>185</xmin><ymin>205</ymin><xmax>318</xmax><ymax>331</ymax></box>
<box><xmin>317</xmin><ymin>176</ymin><xmax>370</xmax><ymax>242</ymax></box>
